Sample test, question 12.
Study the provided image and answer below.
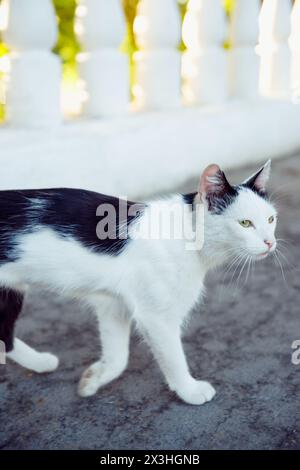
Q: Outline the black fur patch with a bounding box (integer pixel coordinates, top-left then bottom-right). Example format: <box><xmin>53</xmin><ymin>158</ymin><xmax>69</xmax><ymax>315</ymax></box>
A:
<box><xmin>182</xmin><ymin>192</ymin><xmax>197</xmax><ymax>207</ymax></box>
<box><xmin>207</xmin><ymin>188</ymin><xmax>239</xmax><ymax>214</ymax></box>
<box><xmin>241</xmin><ymin>167</ymin><xmax>268</xmax><ymax>199</ymax></box>
<box><xmin>183</xmin><ymin>187</ymin><xmax>238</xmax><ymax>215</ymax></box>
<box><xmin>0</xmin><ymin>288</ymin><xmax>24</xmax><ymax>352</ymax></box>
<box><xmin>184</xmin><ymin>172</ymin><xmax>269</xmax><ymax>217</ymax></box>
<box><xmin>241</xmin><ymin>183</ymin><xmax>268</xmax><ymax>199</ymax></box>
<box><xmin>206</xmin><ymin>170</ymin><xmax>238</xmax><ymax>214</ymax></box>
<box><xmin>0</xmin><ymin>188</ymin><xmax>144</xmax><ymax>263</ymax></box>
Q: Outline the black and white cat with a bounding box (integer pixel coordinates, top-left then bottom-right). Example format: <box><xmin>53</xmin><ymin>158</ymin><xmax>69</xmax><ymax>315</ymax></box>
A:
<box><xmin>0</xmin><ymin>161</ymin><xmax>277</xmax><ymax>405</ymax></box>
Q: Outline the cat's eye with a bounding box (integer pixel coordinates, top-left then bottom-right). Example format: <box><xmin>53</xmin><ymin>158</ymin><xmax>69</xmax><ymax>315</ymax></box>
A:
<box><xmin>268</xmin><ymin>215</ymin><xmax>275</xmax><ymax>224</ymax></box>
<box><xmin>239</xmin><ymin>219</ymin><xmax>252</xmax><ymax>228</ymax></box>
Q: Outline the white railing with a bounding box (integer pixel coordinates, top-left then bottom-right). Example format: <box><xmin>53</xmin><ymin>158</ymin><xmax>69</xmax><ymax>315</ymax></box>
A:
<box><xmin>133</xmin><ymin>0</ymin><xmax>181</xmax><ymax>110</ymax></box>
<box><xmin>182</xmin><ymin>0</ymin><xmax>228</xmax><ymax>104</ymax></box>
<box><xmin>259</xmin><ymin>0</ymin><xmax>292</xmax><ymax>98</ymax></box>
<box><xmin>228</xmin><ymin>0</ymin><xmax>260</xmax><ymax>99</ymax></box>
<box><xmin>0</xmin><ymin>0</ymin><xmax>299</xmax><ymax>127</ymax></box>
<box><xmin>76</xmin><ymin>0</ymin><xmax>129</xmax><ymax>117</ymax></box>
<box><xmin>2</xmin><ymin>0</ymin><xmax>61</xmax><ymax>126</ymax></box>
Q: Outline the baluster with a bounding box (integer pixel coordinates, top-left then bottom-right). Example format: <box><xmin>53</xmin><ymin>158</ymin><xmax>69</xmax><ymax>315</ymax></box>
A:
<box><xmin>228</xmin><ymin>0</ymin><xmax>260</xmax><ymax>99</ymax></box>
<box><xmin>76</xmin><ymin>0</ymin><xmax>129</xmax><ymax>117</ymax></box>
<box><xmin>182</xmin><ymin>0</ymin><xmax>228</xmax><ymax>105</ymax></box>
<box><xmin>259</xmin><ymin>0</ymin><xmax>292</xmax><ymax>99</ymax></box>
<box><xmin>3</xmin><ymin>0</ymin><xmax>61</xmax><ymax>126</ymax></box>
<box><xmin>133</xmin><ymin>0</ymin><xmax>181</xmax><ymax>110</ymax></box>
<box><xmin>291</xmin><ymin>0</ymin><xmax>300</xmax><ymax>103</ymax></box>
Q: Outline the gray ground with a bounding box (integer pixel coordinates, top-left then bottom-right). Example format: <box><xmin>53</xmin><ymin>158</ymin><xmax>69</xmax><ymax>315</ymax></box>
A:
<box><xmin>0</xmin><ymin>154</ymin><xmax>300</xmax><ymax>450</ymax></box>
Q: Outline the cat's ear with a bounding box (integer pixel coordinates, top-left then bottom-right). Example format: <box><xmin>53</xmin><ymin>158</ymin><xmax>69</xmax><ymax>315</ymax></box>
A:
<box><xmin>199</xmin><ymin>164</ymin><xmax>235</xmax><ymax>211</ymax></box>
<box><xmin>242</xmin><ymin>160</ymin><xmax>271</xmax><ymax>194</ymax></box>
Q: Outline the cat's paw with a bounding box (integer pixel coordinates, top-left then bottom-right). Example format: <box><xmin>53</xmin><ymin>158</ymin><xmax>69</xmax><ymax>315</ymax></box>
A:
<box><xmin>31</xmin><ymin>352</ymin><xmax>59</xmax><ymax>374</ymax></box>
<box><xmin>78</xmin><ymin>362</ymin><xmax>104</xmax><ymax>397</ymax></box>
<box><xmin>78</xmin><ymin>360</ymin><xmax>126</xmax><ymax>398</ymax></box>
<box><xmin>176</xmin><ymin>380</ymin><xmax>216</xmax><ymax>405</ymax></box>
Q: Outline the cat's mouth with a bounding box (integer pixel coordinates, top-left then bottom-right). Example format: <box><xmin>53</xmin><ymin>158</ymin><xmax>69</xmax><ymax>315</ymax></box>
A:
<box><xmin>256</xmin><ymin>251</ymin><xmax>270</xmax><ymax>260</ymax></box>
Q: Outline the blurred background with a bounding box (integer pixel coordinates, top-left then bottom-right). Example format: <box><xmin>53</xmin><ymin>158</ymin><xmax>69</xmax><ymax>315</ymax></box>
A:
<box><xmin>0</xmin><ymin>0</ymin><xmax>234</xmax><ymax>121</ymax></box>
<box><xmin>0</xmin><ymin>0</ymin><xmax>299</xmax><ymax>198</ymax></box>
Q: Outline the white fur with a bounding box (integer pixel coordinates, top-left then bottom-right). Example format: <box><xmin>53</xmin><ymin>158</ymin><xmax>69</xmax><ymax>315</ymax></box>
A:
<box><xmin>1</xmin><ymin>184</ymin><xmax>277</xmax><ymax>405</ymax></box>
<box><xmin>225</xmin><ymin>188</ymin><xmax>277</xmax><ymax>256</ymax></box>
<box><xmin>7</xmin><ymin>338</ymin><xmax>59</xmax><ymax>373</ymax></box>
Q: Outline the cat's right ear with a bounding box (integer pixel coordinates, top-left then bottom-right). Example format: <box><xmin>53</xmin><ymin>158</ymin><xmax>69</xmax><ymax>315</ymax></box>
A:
<box><xmin>199</xmin><ymin>164</ymin><xmax>233</xmax><ymax>209</ymax></box>
<box><xmin>241</xmin><ymin>159</ymin><xmax>271</xmax><ymax>194</ymax></box>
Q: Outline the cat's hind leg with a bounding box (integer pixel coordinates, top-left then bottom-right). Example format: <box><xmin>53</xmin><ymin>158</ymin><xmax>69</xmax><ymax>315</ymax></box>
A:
<box><xmin>0</xmin><ymin>287</ymin><xmax>59</xmax><ymax>373</ymax></box>
<box><xmin>78</xmin><ymin>294</ymin><xmax>131</xmax><ymax>397</ymax></box>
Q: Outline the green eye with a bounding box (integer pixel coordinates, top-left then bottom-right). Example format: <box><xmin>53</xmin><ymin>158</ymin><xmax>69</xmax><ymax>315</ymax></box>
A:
<box><xmin>268</xmin><ymin>215</ymin><xmax>275</xmax><ymax>224</ymax></box>
<box><xmin>239</xmin><ymin>219</ymin><xmax>252</xmax><ymax>228</ymax></box>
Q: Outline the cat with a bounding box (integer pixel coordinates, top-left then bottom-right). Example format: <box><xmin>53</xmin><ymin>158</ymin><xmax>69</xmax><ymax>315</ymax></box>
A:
<box><xmin>0</xmin><ymin>161</ymin><xmax>277</xmax><ymax>405</ymax></box>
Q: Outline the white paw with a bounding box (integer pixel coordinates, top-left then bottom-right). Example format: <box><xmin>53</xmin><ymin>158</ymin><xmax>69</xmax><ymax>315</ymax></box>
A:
<box><xmin>31</xmin><ymin>352</ymin><xmax>59</xmax><ymax>374</ymax></box>
<box><xmin>78</xmin><ymin>361</ymin><xmax>105</xmax><ymax>397</ymax></box>
<box><xmin>78</xmin><ymin>360</ymin><xmax>126</xmax><ymax>398</ymax></box>
<box><xmin>176</xmin><ymin>380</ymin><xmax>216</xmax><ymax>405</ymax></box>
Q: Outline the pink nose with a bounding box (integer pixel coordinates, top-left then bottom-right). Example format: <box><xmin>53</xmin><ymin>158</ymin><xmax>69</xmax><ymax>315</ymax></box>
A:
<box><xmin>264</xmin><ymin>240</ymin><xmax>273</xmax><ymax>250</ymax></box>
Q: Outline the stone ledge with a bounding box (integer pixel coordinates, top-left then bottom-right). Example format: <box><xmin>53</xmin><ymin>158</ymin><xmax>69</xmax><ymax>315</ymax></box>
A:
<box><xmin>0</xmin><ymin>100</ymin><xmax>300</xmax><ymax>199</ymax></box>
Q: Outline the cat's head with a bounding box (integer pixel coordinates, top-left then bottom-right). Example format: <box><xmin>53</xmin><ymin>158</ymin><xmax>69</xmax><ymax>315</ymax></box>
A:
<box><xmin>199</xmin><ymin>160</ymin><xmax>277</xmax><ymax>259</ymax></box>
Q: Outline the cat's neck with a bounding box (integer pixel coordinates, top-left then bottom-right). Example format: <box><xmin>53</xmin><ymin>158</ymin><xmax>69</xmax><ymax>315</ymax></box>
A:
<box><xmin>183</xmin><ymin>192</ymin><xmax>232</xmax><ymax>271</ymax></box>
<box><xmin>202</xmin><ymin>219</ymin><xmax>234</xmax><ymax>271</ymax></box>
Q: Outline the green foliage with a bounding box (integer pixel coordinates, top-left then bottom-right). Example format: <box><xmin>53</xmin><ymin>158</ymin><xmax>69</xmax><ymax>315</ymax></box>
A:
<box><xmin>52</xmin><ymin>0</ymin><xmax>80</xmax><ymax>82</ymax></box>
<box><xmin>121</xmin><ymin>0</ymin><xmax>139</xmax><ymax>56</ymax></box>
<box><xmin>223</xmin><ymin>0</ymin><xmax>235</xmax><ymax>48</ymax></box>
<box><xmin>178</xmin><ymin>1</ymin><xmax>188</xmax><ymax>52</ymax></box>
<box><xmin>121</xmin><ymin>0</ymin><xmax>139</xmax><ymax>93</ymax></box>
<box><xmin>224</xmin><ymin>0</ymin><xmax>235</xmax><ymax>17</ymax></box>
<box><xmin>0</xmin><ymin>42</ymin><xmax>8</xmax><ymax>120</ymax></box>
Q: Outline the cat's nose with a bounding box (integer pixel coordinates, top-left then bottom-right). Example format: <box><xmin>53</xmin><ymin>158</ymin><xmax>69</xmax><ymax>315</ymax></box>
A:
<box><xmin>264</xmin><ymin>240</ymin><xmax>273</xmax><ymax>250</ymax></box>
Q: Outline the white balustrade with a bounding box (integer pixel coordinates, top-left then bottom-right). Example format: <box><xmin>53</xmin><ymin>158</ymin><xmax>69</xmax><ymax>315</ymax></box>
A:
<box><xmin>133</xmin><ymin>0</ymin><xmax>181</xmax><ymax>110</ymax></box>
<box><xmin>3</xmin><ymin>0</ymin><xmax>61</xmax><ymax>127</ymax></box>
<box><xmin>259</xmin><ymin>0</ymin><xmax>292</xmax><ymax>99</ymax></box>
<box><xmin>290</xmin><ymin>0</ymin><xmax>300</xmax><ymax>103</ymax></box>
<box><xmin>0</xmin><ymin>0</ymin><xmax>297</xmax><ymax>128</ymax></box>
<box><xmin>75</xmin><ymin>0</ymin><xmax>129</xmax><ymax>117</ymax></box>
<box><xmin>182</xmin><ymin>0</ymin><xmax>228</xmax><ymax>105</ymax></box>
<box><xmin>228</xmin><ymin>0</ymin><xmax>260</xmax><ymax>99</ymax></box>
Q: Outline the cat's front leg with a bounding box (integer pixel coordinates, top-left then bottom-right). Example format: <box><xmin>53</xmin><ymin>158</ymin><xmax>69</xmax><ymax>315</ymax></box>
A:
<box><xmin>136</xmin><ymin>315</ymin><xmax>215</xmax><ymax>406</ymax></box>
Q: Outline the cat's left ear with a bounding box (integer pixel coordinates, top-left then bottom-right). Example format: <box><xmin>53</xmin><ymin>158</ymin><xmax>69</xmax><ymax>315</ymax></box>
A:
<box><xmin>242</xmin><ymin>160</ymin><xmax>271</xmax><ymax>193</ymax></box>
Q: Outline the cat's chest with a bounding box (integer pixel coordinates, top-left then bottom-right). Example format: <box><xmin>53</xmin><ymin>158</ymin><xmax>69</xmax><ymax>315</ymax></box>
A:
<box><xmin>174</xmin><ymin>254</ymin><xmax>205</xmax><ymax>300</ymax></box>
<box><xmin>157</xmin><ymin>256</ymin><xmax>205</xmax><ymax>319</ymax></box>
<box><xmin>127</xmin><ymin>243</ymin><xmax>205</xmax><ymax>314</ymax></box>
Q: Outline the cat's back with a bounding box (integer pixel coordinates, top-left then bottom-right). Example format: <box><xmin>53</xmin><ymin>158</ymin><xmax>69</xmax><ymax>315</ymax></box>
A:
<box><xmin>0</xmin><ymin>187</ymin><xmax>143</xmax><ymax>263</ymax></box>
<box><xmin>0</xmin><ymin>187</ymin><xmax>124</xmax><ymax>224</ymax></box>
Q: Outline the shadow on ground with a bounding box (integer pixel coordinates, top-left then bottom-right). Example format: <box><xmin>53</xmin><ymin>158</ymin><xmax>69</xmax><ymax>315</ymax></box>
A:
<box><xmin>0</xmin><ymin>154</ymin><xmax>299</xmax><ymax>450</ymax></box>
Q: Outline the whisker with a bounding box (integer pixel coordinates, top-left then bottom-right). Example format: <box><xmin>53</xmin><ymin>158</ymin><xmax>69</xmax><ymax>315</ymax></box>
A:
<box><xmin>244</xmin><ymin>255</ymin><xmax>253</xmax><ymax>285</ymax></box>
<box><xmin>276</xmin><ymin>246</ymin><xmax>294</xmax><ymax>270</ymax></box>
<box><xmin>227</xmin><ymin>252</ymin><xmax>247</xmax><ymax>281</ymax></box>
<box><xmin>235</xmin><ymin>255</ymin><xmax>250</xmax><ymax>287</ymax></box>
<box><xmin>228</xmin><ymin>253</ymin><xmax>248</xmax><ymax>292</ymax></box>
<box><xmin>222</xmin><ymin>251</ymin><xmax>244</xmax><ymax>277</ymax></box>
<box><xmin>273</xmin><ymin>251</ymin><xmax>288</xmax><ymax>286</ymax></box>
